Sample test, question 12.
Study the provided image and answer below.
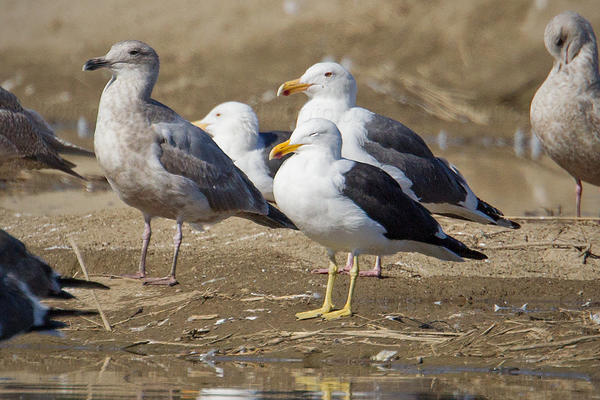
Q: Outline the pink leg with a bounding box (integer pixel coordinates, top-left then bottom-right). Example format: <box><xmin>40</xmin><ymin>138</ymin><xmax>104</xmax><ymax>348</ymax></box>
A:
<box><xmin>340</xmin><ymin>253</ymin><xmax>353</xmax><ymax>273</ymax></box>
<box><xmin>143</xmin><ymin>221</ymin><xmax>181</xmax><ymax>286</ymax></box>
<box><xmin>575</xmin><ymin>179</ymin><xmax>582</xmax><ymax>217</ymax></box>
<box><xmin>340</xmin><ymin>255</ymin><xmax>383</xmax><ymax>278</ymax></box>
<box><xmin>312</xmin><ymin>253</ymin><xmax>352</xmax><ymax>274</ymax></box>
<box><xmin>123</xmin><ymin>215</ymin><xmax>151</xmax><ymax>279</ymax></box>
<box><xmin>359</xmin><ymin>256</ymin><xmax>383</xmax><ymax>278</ymax></box>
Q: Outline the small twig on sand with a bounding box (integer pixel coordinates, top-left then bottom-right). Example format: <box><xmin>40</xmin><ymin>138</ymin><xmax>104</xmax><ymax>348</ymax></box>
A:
<box><xmin>505</xmin><ymin>334</ymin><xmax>600</xmax><ymax>351</ymax></box>
<box><xmin>503</xmin><ymin>216</ymin><xmax>600</xmax><ymax>222</ymax></box>
<box><xmin>478</xmin><ymin>241</ymin><xmax>588</xmax><ymax>251</ymax></box>
<box><xmin>68</xmin><ymin>237</ymin><xmax>112</xmax><ymax>332</ymax></box>
<box><xmin>121</xmin><ymin>334</ymin><xmax>235</xmax><ymax>350</ymax></box>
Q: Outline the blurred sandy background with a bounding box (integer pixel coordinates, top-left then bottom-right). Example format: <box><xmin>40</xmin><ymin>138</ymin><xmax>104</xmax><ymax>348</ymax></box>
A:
<box><xmin>2</xmin><ymin>0</ymin><xmax>600</xmax><ymax>216</ymax></box>
<box><xmin>2</xmin><ymin>0</ymin><xmax>600</xmax><ymax>140</ymax></box>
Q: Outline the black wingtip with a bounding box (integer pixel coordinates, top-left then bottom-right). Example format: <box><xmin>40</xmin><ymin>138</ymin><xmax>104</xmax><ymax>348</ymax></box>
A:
<box><xmin>50</xmin><ymin>290</ymin><xmax>76</xmax><ymax>300</ymax></box>
<box><xmin>440</xmin><ymin>235</ymin><xmax>487</xmax><ymax>261</ymax></box>
<box><xmin>461</xmin><ymin>248</ymin><xmax>488</xmax><ymax>260</ymax></box>
<box><xmin>265</xmin><ymin>204</ymin><xmax>298</xmax><ymax>230</ymax></box>
<box><xmin>47</xmin><ymin>308</ymin><xmax>99</xmax><ymax>318</ymax></box>
<box><xmin>30</xmin><ymin>320</ymin><xmax>67</xmax><ymax>332</ymax></box>
<box><xmin>57</xmin><ymin>277</ymin><xmax>110</xmax><ymax>290</ymax></box>
<box><xmin>476</xmin><ymin>198</ymin><xmax>520</xmax><ymax>229</ymax></box>
<box><xmin>239</xmin><ymin>204</ymin><xmax>298</xmax><ymax>230</ymax></box>
<box><xmin>498</xmin><ymin>219</ymin><xmax>521</xmax><ymax>230</ymax></box>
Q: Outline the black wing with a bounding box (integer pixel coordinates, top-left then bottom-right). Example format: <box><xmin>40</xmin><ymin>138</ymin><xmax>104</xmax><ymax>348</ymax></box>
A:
<box><xmin>258</xmin><ymin>130</ymin><xmax>292</xmax><ymax>178</ymax></box>
<box><xmin>0</xmin><ymin>230</ymin><xmax>69</xmax><ymax>298</ymax></box>
<box><xmin>0</xmin><ymin>273</ymin><xmax>36</xmax><ymax>341</ymax></box>
<box><xmin>341</xmin><ymin>162</ymin><xmax>441</xmax><ymax>242</ymax></box>
<box><xmin>362</xmin><ymin>140</ymin><xmax>467</xmax><ymax>204</ymax></box>
<box><xmin>364</xmin><ymin>112</ymin><xmax>434</xmax><ymax>159</ymax></box>
<box><xmin>342</xmin><ymin>163</ymin><xmax>486</xmax><ymax>260</ymax></box>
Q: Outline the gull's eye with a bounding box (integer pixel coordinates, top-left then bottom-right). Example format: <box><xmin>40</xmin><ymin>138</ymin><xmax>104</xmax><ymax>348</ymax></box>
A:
<box><xmin>324</xmin><ymin>72</ymin><xmax>333</xmax><ymax>77</ymax></box>
<box><xmin>129</xmin><ymin>50</ymin><xmax>140</xmax><ymax>56</ymax></box>
<box><xmin>216</xmin><ymin>113</ymin><xmax>221</xmax><ymax>117</ymax></box>
<box><xmin>555</xmin><ymin>35</ymin><xmax>564</xmax><ymax>47</ymax></box>
<box><xmin>309</xmin><ymin>132</ymin><xmax>319</xmax><ymax>137</ymax></box>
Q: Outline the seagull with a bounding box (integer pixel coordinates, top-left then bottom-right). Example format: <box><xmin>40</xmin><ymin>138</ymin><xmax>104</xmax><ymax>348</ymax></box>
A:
<box><xmin>269</xmin><ymin>118</ymin><xmax>486</xmax><ymax>320</ymax></box>
<box><xmin>83</xmin><ymin>40</ymin><xmax>296</xmax><ymax>286</ymax></box>
<box><xmin>531</xmin><ymin>11</ymin><xmax>600</xmax><ymax>217</ymax></box>
<box><xmin>192</xmin><ymin>101</ymin><xmax>291</xmax><ymax>202</ymax></box>
<box><xmin>0</xmin><ymin>229</ymin><xmax>109</xmax><ymax>299</ymax></box>
<box><xmin>277</xmin><ymin>62</ymin><xmax>518</xmax><ymax>277</ymax></box>
<box><xmin>0</xmin><ymin>271</ymin><xmax>97</xmax><ymax>341</ymax></box>
<box><xmin>0</xmin><ymin>86</ymin><xmax>93</xmax><ymax>179</ymax></box>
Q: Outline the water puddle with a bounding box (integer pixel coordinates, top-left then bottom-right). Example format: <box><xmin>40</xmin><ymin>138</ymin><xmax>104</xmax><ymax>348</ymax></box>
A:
<box><xmin>0</xmin><ymin>355</ymin><xmax>597</xmax><ymax>399</ymax></box>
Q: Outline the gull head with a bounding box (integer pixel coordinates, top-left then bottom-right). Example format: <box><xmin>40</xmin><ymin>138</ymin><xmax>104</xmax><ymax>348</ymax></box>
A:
<box><xmin>193</xmin><ymin>101</ymin><xmax>259</xmax><ymax>139</ymax></box>
<box><xmin>269</xmin><ymin>118</ymin><xmax>341</xmax><ymax>160</ymax></box>
<box><xmin>193</xmin><ymin>101</ymin><xmax>260</xmax><ymax>155</ymax></box>
<box><xmin>83</xmin><ymin>40</ymin><xmax>159</xmax><ymax>76</ymax></box>
<box><xmin>544</xmin><ymin>11</ymin><xmax>597</xmax><ymax>67</ymax></box>
<box><xmin>277</xmin><ymin>62</ymin><xmax>357</xmax><ymax>102</ymax></box>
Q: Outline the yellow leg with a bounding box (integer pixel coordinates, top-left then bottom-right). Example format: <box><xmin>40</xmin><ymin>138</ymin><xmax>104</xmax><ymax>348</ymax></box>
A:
<box><xmin>323</xmin><ymin>255</ymin><xmax>359</xmax><ymax>320</ymax></box>
<box><xmin>296</xmin><ymin>255</ymin><xmax>337</xmax><ymax>320</ymax></box>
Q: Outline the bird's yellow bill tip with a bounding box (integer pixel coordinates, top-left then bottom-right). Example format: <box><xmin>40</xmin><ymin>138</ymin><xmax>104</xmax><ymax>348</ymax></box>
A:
<box><xmin>277</xmin><ymin>78</ymin><xmax>312</xmax><ymax>97</ymax></box>
<box><xmin>192</xmin><ymin>120</ymin><xmax>209</xmax><ymax>130</ymax></box>
<box><xmin>269</xmin><ymin>140</ymin><xmax>302</xmax><ymax>159</ymax></box>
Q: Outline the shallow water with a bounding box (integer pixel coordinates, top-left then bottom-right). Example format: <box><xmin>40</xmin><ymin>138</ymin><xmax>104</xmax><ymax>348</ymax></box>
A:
<box><xmin>0</xmin><ymin>354</ymin><xmax>597</xmax><ymax>399</ymax></box>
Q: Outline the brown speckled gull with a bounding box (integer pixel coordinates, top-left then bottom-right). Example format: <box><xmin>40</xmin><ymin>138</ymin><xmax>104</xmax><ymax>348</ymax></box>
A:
<box><xmin>530</xmin><ymin>11</ymin><xmax>600</xmax><ymax>217</ymax></box>
<box><xmin>0</xmin><ymin>87</ymin><xmax>93</xmax><ymax>179</ymax></box>
<box><xmin>83</xmin><ymin>40</ymin><xmax>296</xmax><ymax>286</ymax></box>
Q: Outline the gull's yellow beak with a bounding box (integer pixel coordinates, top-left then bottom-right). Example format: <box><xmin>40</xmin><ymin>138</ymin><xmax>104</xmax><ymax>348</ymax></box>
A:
<box><xmin>277</xmin><ymin>78</ymin><xmax>312</xmax><ymax>97</ymax></box>
<box><xmin>192</xmin><ymin>120</ymin><xmax>209</xmax><ymax>130</ymax></box>
<box><xmin>269</xmin><ymin>140</ymin><xmax>302</xmax><ymax>159</ymax></box>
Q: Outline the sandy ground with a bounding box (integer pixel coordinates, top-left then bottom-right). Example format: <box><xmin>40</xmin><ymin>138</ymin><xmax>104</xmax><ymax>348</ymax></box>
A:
<box><xmin>1</xmin><ymin>189</ymin><xmax>600</xmax><ymax>376</ymax></box>
<box><xmin>2</xmin><ymin>0</ymin><xmax>600</xmax><ymax>382</ymax></box>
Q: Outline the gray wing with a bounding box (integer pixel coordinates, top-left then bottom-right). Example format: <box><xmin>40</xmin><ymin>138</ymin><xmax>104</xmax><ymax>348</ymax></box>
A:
<box><xmin>364</xmin><ymin>113</ymin><xmax>435</xmax><ymax>159</ymax></box>
<box><xmin>258</xmin><ymin>130</ymin><xmax>292</xmax><ymax>177</ymax></box>
<box><xmin>583</xmin><ymin>84</ymin><xmax>600</xmax><ymax>142</ymax></box>
<box><xmin>0</xmin><ymin>110</ymin><xmax>82</xmax><ymax>178</ymax></box>
<box><xmin>147</xmin><ymin>100</ymin><xmax>268</xmax><ymax>214</ymax></box>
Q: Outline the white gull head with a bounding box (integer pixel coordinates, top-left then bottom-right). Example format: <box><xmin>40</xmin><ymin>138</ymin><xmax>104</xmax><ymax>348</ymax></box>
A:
<box><xmin>195</xmin><ymin>101</ymin><xmax>260</xmax><ymax>159</ymax></box>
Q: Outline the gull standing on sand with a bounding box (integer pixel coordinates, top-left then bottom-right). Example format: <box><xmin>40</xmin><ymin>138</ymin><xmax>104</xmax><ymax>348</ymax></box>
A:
<box><xmin>277</xmin><ymin>62</ymin><xmax>517</xmax><ymax>277</ymax></box>
<box><xmin>193</xmin><ymin>101</ymin><xmax>290</xmax><ymax>202</ymax></box>
<box><xmin>0</xmin><ymin>229</ymin><xmax>109</xmax><ymax>299</ymax></box>
<box><xmin>270</xmin><ymin>119</ymin><xmax>486</xmax><ymax>320</ymax></box>
<box><xmin>531</xmin><ymin>11</ymin><xmax>600</xmax><ymax>217</ymax></box>
<box><xmin>0</xmin><ymin>86</ymin><xmax>93</xmax><ymax>179</ymax></box>
<box><xmin>83</xmin><ymin>40</ymin><xmax>296</xmax><ymax>286</ymax></box>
